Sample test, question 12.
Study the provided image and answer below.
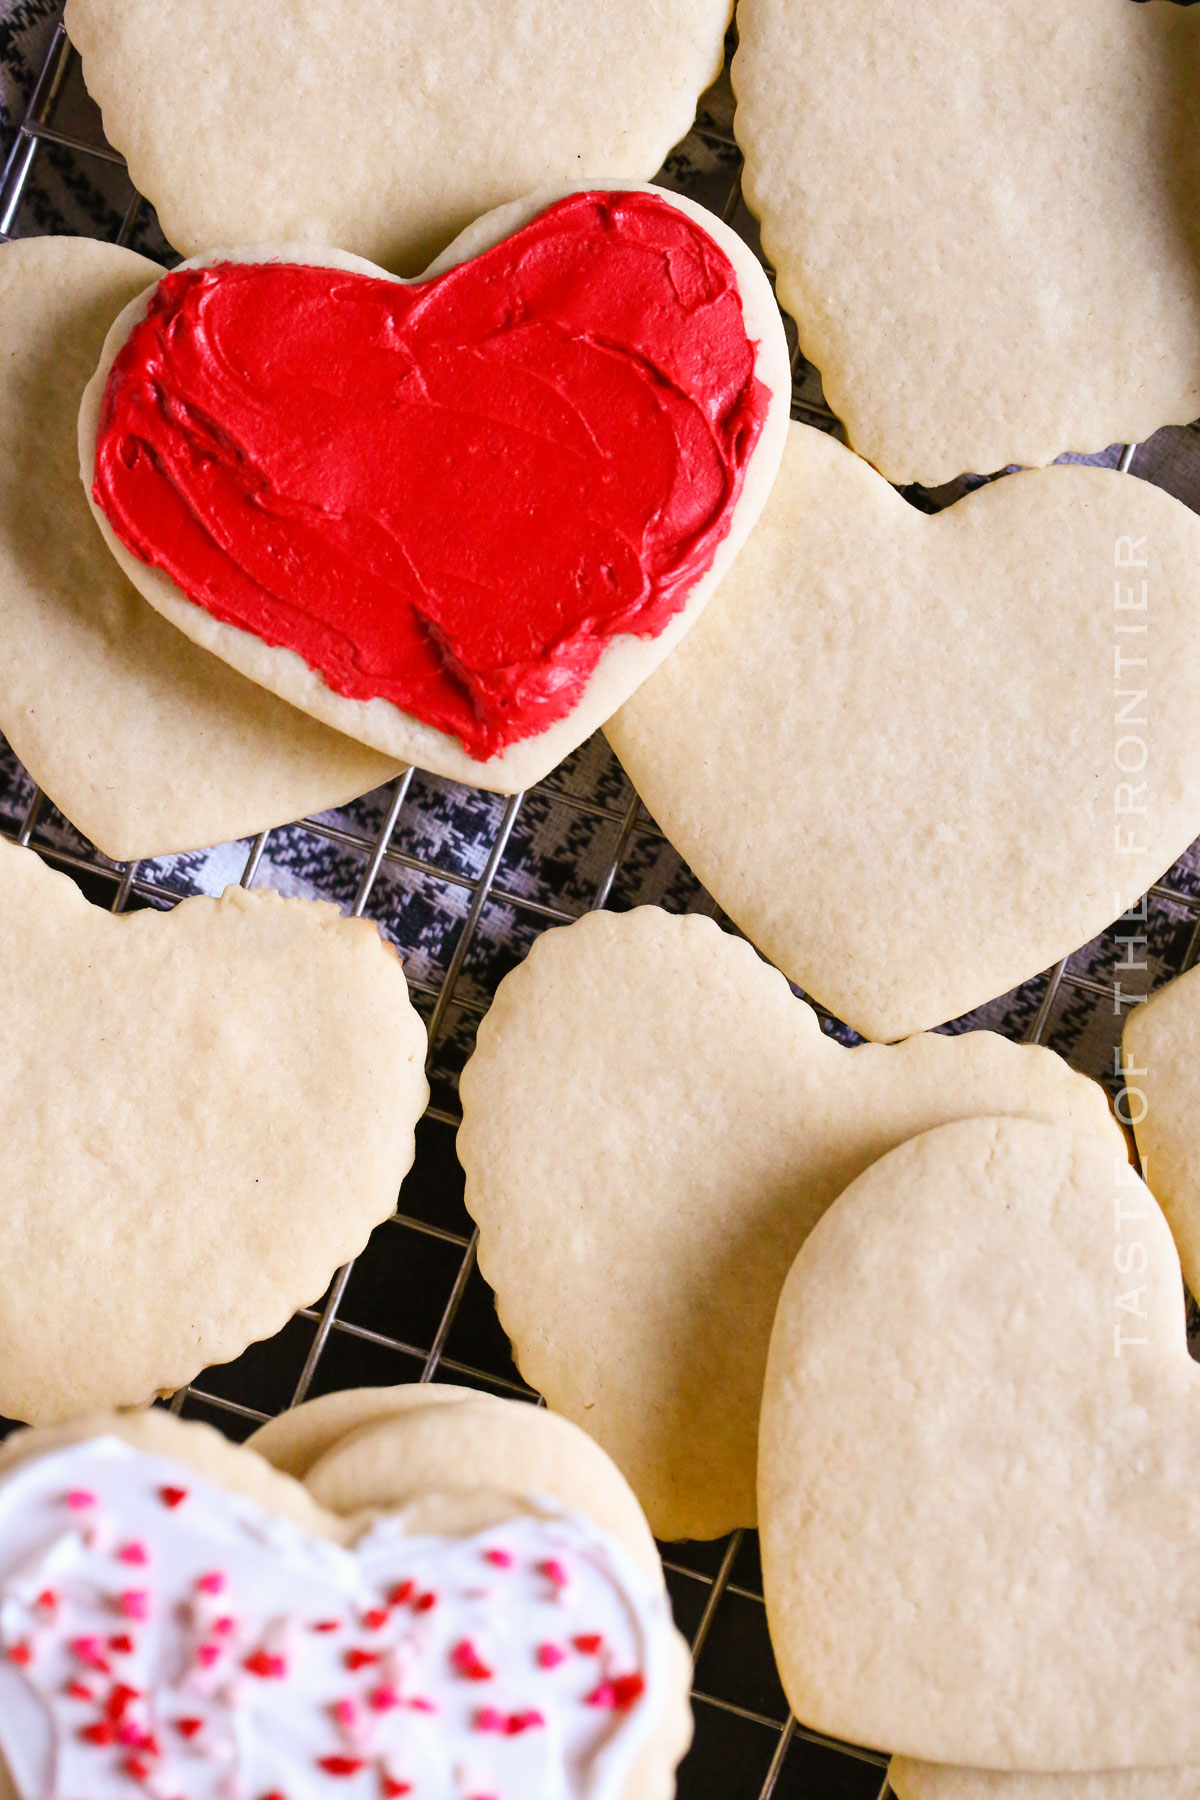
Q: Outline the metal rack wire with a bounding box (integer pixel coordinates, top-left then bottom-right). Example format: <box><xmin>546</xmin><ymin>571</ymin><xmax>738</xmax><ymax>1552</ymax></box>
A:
<box><xmin>2</xmin><ymin>18</ymin><xmax>1199</xmax><ymax>1800</ymax></box>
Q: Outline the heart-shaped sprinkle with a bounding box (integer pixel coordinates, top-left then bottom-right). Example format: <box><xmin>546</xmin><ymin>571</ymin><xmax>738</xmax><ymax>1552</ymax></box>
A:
<box><xmin>92</xmin><ymin>191</ymin><xmax>771</xmax><ymax>763</ymax></box>
<box><xmin>0</xmin><ymin>1438</ymin><xmax>669</xmax><ymax>1800</ymax></box>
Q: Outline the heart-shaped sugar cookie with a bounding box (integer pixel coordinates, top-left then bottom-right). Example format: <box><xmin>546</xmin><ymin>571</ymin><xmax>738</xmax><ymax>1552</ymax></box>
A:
<box><xmin>0</xmin><ymin>838</ymin><xmax>427</xmax><ymax>1424</ymax></box>
<box><xmin>458</xmin><ymin>907</ymin><xmax>1123</xmax><ymax>1539</ymax></box>
<box><xmin>0</xmin><ymin>235</ymin><xmax>398</xmax><ymax>861</ymax></box>
<box><xmin>1123</xmin><ymin>961</ymin><xmax>1200</xmax><ymax>1301</ymax></box>
<box><xmin>733</xmin><ymin>0</ymin><xmax>1200</xmax><ymax>483</ymax></box>
<box><xmin>0</xmin><ymin>1390</ymin><xmax>691</xmax><ymax>1799</ymax></box>
<box><xmin>80</xmin><ymin>188</ymin><xmax>790</xmax><ymax>791</ymax></box>
<box><xmin>606</xmin><ymin>424</ymin><xmax>1200</xmax><ymax>1041</ymax></box>
<box><xmin>890</xmin><ymin>1762</ymin><xmax>1194</xmax><ymax>1800</ymax></box>
<box><xmin>759</xmin><ymin>1115</ymin><xmax>1200</xmax><ymax>1768</ymax></box>
<box><xmin>65</xmin><ymin>0</ymin><xmax>733</xmax><ymax>275</ymax></box>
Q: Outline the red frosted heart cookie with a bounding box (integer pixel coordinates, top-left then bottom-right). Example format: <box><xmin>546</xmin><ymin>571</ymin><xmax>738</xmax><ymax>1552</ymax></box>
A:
<box><xmin>82</xmin><ymin>187</ymin><xmax>790</xmax><ymax>790</ymax></box>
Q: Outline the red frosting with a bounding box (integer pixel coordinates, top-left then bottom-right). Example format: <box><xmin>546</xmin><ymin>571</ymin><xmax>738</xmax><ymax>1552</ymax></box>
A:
<box><xmin>92</xmin><ymin>190</ymin><xmax>770</xmax><ymax>761</ymax></box>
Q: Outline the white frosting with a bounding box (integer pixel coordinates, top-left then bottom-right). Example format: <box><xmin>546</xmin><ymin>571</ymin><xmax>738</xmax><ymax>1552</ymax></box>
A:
<box><xmin>0</xmin><ymin>1436</ymin><xmax>671</xmax><ymax>1800</ymax></box>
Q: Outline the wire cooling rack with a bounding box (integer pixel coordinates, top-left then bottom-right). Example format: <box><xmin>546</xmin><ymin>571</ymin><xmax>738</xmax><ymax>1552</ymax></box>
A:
<box><xmin>3</xmin><ymin>17</ymin><xmax>1200</xmax><ymax>1800</ymax></box>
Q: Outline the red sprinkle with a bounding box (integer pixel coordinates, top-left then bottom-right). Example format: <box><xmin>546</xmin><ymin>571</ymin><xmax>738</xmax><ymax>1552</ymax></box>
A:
<box><xmin>506</xmin><ymin>1710</ymin><xmax>546</xmax><ymax>1735</ymax></box>
<box><xmin>412</xmin><ymin>1592</ymin><xmax>437</xmax><ymax>1614</ymax></box>
<box><xmin>345</xmin><ymin>1648</ymin><xmax>380</xmax><ymax>1672</ymax></box>
<box><xmin>318</xmin><ymin>1758</ymin><xmax>365</xmax><ymax>1778</ymax></box>
<box><xmin>81</xmin><ymin>1721</ymin><xmax>117</xmax><ymax>1746</ymax></box>
<box><xmin>174</xmin><ymin>1718</ymin><xmax>204</xmax><ymax>1740</ymax></box>
<box><xmin>536</xmin><ymin>1642</ymin><xmax>567</xmax><ymax>1669</ymax></box>
<box><xmin>388</xmin><ymin>1580</ymin><xmax>414</xmax><ymax>1607</ymax></box>
<box><xmin>539</xmin><ymin>1558</ymin><xmax>569</xmax><ymax>1589</ymax></box>
<box><xmin>106</xmin><ymin>1683</ymin><xmax>141</xmax><ymax>1721</ymax></box>
<box><xmin>449</xmin><ymin>1639</ymin><xmax>493</xmax><ymax>1682</ymax></box>
<box><xmin>159</xmin><ymin>1486</ymin><xmax>189</xmax><ymax>1509</ymax></box>
<box><xmin>124</xmin><ymin>1756</ymin><xmax>151</xmax><ymax>1781</ymax></box>
<box><xmin>7</xmin><ymin>1642</ymin><xmax>31</xmax><ymax>1666</ymax></box>
<box><xmin>108</xmin><ymin>1634</ymin><xmax>135</xmax><ymax>1655</ymax></box>
<box><xmin>243</xmin><ymin>1650</ymin><xmax>288</xmax><ymax>1680</ymax></box>
<box><xmin>35</xmin><ymin>1588</ymin><xmax>57</xmax><ymax>1612</ymax></box>
<box><xmin>66</xmin><ymin>1680</ymin><xmax>95</xmax><ymax>1701</ymax></box>
<box><xmin>312</xmin><ymin>1620</ymin><xmax>341</xmax><ymax>1634</ymax></box>
<box><xmin>368</xmin><ymin>1683</ymin><xmax>400</xmax><ymax>1712</ymax></box>
<box><xmin>588</xmin><ymin>1672</ymin><xmax>646</xmax><ymax>1711</ymax></box>
<box><xmin>382</xmin><ymin>1782</ymin><xmax>413</xmax><ymax>1798</ymax></box>
<box><xmin>573</xmin><ymin>1633</ymin><xmax>603</xmax><ymax>1655</ymax></box>
<box><xmin>362</xmin><ymin>1608</ymin><xmax>390</xmax><ymax>1631</ymax></box>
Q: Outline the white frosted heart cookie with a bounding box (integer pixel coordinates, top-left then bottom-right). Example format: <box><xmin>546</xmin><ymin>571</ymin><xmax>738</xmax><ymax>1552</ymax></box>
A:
<box><xmin>733</xmin><ymin>0</ymin><xmax>1200</xmax><ymax>484</ymax></box>
<box><xmin>66</xmin><ymin>0</ymin><xmax>733</xmax><ymax>275</ymax></box>
<box><xmin>457</xmin><ymin>907</ymin><xmax>1122</xmax><ymax>1539</ymax></box>
<box><xmin>0</xmin><ymin>235</ymin><xmax>397</xmax><ymax>860</ymax></box>
<box><xmin>890</xmin><ymin>1763</ymin><xmax>1197</xmax><ymax>1800</ymax></box>
<box><xmin>759</xmin><ymin>1116</ymin><xmax>1198</xmax><ymax>1768</ymax></box>
<box><xmin>0</xmin><ymin>1390</ymin><xmax>691</xmax><ymax>1797</ymax></box>
<box><xmin>79</xmin><ymin>187</ymin><xmax>790</xmax><ymax>793</ymax></box>
<box><xmin>607</xmin><ymin>423</ymin><xmax>1200</xmax><ymax>1041</ymax></box>
<box><xmin>1123</xmin><ymin>962</ymin><xmax>1200</xmax><ymax>1301</ymax></box>
<box><xmin>0</xmin><ymin>838</ymin><xmax>428</xmax><ymax>1424</ymax></box>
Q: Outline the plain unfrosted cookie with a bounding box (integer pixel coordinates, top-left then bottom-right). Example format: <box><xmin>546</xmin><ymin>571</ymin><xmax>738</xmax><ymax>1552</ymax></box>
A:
<box><xmin>890</xmin><ymin>1762</ymin><xmax>1197</xmax><ymax>1800</ymax></box>
<box><xmin>733</xmin><ymin>0</ymin><xmax>1200</xmax><ymax>484</ymax></box>
<box><xmin>0</xmin><ymin>837</ymin><xmax>428</xmax><ymax>1424</ymax></box>
<box><xmin>80</xmin><ymin>188</ymin><xmax>790</xmax><ymax>793</ymax></box>
<box><xmin>457</xmin><ymin>907</ymin><xmax>1123</xmax><ymax>1540</ymax></box>
<box><xmin>66</xmin><ymin>0</ymin><xmax>732</xmax><ymax>274</ymax></box>
<box><xmin>0</xmin><ymin>236</ymin><xmax>397</xmax><ymax>861</ymax></box>
<box><xmin>1123</xmin><ymin>962</ymin><xmax>1200</xmax><ymax>1300</ymax></box>
<box><xmin>607</xmin><ymin>424</ymin><xmax>1200</xmax><ymax>1041</ymax></box>
<box><xmin>0</xmin><ymin>1395</ymin><xmax>691</xmax><ymax>1799</ymax></box>
<box><xmin>760</xmin><ymin>1116</ymin><xmax>1199</xmax><ymax>1768</ymax></box>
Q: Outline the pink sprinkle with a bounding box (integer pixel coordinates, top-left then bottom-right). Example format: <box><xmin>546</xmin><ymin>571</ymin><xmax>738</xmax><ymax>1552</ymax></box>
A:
<box><xmin>474</xmin><ymin>1708</ymin><xmax>506</xmax><ymax>1734</ymax></box>
<box><xmin>66</xmin><ymin>1489</ymin><xmax>97</xmax><ymax>1512</ymax></box>
<box><xmin>119</xmin><ymin>1591</ymin><xmax>151</xmax><ymax>1622</ymax></box>
<box><xmin>332</xmin><ymin>1698</ymin><xmax>358</xmax><ymax>1726</ymax></box>
<box><xmin>539</xmin><ymin>1558</ymin><xmax>569</xmax><ymax>1589</ymax></box>
<box><xmin>116</xmin><ymin>1722</ymin><xmax>147</xmax><ymax>1747</ymax></box>
<box><xmin>69</xmin><ymin>1636</ymin><xmax>107</xmax><ymax>1668</ymax></box>
<box><xmin>196</xmin><ymin>1572</ymin><xmax>227</xmax><ymax>1596</ymax></box>
<box><xmin>118</xmin><ymin>1542</ymin><xmax>150</xmax><ymax>1567</ymax></box>
<box><xmin>407</xmin><ymin>1697</ymin><xmax>437</xmax><ymax>1715</ymax></box>
<box><xmin>536</xmin><ymin>1643</ymin><xmax>567</xmax><ymax>1669</ymax></box>
<box><xmin>369</xmin><ymin>1683</ymin><xmax>400</xmax><ymax>1712</ymax></box>
<box><xmin>483</xmin><ymin>1548</ymin><xmax>514</xmax><ymax>1569</ymax></box>
<box><xmin>195</xmin><ymin>1644</ymin><xmax>221</xmax><ymax>1669</ymax></box>
<box><xmin>212</xmin><ymin>1617</ymin><xmax>236</xmax><ymax>1638</ymax></box>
